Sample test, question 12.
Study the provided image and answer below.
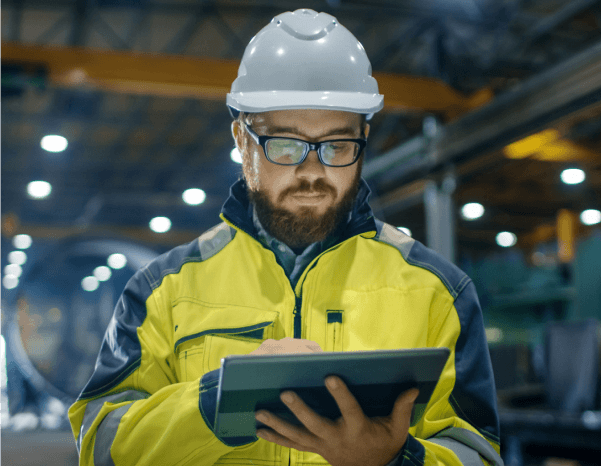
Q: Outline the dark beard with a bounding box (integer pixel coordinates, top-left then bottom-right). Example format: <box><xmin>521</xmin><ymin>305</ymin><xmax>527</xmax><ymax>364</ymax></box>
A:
<box><xmin>247</xmin><ymin>162</ymin><xmax>363</xmax><ymax>250</ymax></box>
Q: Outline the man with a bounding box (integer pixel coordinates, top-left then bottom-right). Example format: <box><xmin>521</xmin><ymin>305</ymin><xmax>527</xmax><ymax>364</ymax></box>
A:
<box><xmin>69</xmin><ymin>9</ymin><xmax>503</xmax><ymax>466</ymax></box>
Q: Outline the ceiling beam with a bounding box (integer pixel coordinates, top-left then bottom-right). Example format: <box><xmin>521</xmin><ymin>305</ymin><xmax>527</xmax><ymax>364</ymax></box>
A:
<box><xmin>366</xmin><ymin>38</ymin><xmax>601</xmax><ymax>192</ymax></box>
<box><xmin>1</xmin><ymin>41</ymin><xmax>492</xmax><ymax>118</ymax></box>
<box><xmin>3</xmin><ymin>223</ymin><xmax>201</xmax><ymax>247</ymax></box>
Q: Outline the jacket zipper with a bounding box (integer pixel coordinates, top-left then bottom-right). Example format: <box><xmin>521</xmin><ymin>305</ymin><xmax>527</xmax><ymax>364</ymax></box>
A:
<box><xmin>293</xmin><ymin>296</ymin><xmax>302</xmax><ymax>339</ymax></box>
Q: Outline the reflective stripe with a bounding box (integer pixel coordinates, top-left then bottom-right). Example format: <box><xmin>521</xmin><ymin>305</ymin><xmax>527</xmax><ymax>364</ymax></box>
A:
<box><xmin>428</xmin><ymin>437</ymin><xmax>484</xmax><ymax>466</ymax></box>
<box><xmin>77</xmin><ymin>390</ymin><xmax>148</xmax><ymax>457</ymax></box>
<box><xmin>432</xmin><ymin>427</ymin><xmax>504</xmax><ymax>466</ymax></box>
<box><xmin>94</xmin><ymin>404</ymin><xmax>130</xmax><ymax>466</ymax></box>
<box><xmin>198</xmin><ymin>222</ymin><xmax>234</xmax><ymax>261</ymax></box>
<box><xmin>377</xmin><ymin>222</ymin><xmax>415</xmax><ymax>260</ymax></box>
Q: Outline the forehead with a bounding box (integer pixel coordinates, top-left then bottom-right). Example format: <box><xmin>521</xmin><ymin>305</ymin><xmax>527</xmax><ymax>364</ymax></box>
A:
<box><xmin>253</xmin><ymin>109</ymin><xmax>363</xmax><ymax>132</ymax></box>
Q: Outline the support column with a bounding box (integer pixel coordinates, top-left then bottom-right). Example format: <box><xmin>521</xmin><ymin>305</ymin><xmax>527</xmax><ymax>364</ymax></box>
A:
<box><xmin>424</xmin><ymin>171</ymin><xmax>456</xmax><ymax>264</ymax></box>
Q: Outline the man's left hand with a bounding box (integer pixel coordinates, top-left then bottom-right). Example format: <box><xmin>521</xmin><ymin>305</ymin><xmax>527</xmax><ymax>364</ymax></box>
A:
<box><xmin>255</xmin><ymin>376</ymin><xmax>419</xmax><ymax>466</ymax></box>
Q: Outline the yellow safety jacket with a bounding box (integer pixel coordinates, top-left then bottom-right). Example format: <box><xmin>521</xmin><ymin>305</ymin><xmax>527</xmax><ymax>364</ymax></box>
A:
<box><xmin>69</xmin><ymin>178</ymin><xmax>503</xmax><ymax>466</ymax></box>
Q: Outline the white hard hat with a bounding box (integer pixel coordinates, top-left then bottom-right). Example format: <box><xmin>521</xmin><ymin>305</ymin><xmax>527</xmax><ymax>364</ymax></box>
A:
<box><xmin>227</xmin><ymin>9</ymin><xmax>383</xmax><ymax>121</ymax></box>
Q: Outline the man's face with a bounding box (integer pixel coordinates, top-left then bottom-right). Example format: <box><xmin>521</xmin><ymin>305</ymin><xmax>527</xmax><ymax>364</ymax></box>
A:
<box><xmin>232</xmin><ymin>109</ymin><xmax>370</xmax><ymax>250</ymax></box>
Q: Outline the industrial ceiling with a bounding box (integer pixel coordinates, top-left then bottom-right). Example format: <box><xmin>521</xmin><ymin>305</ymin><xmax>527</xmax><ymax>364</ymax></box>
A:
<box><xmin>2</xmin><ymin>0</ymin><xmax>601</xmax><ymax>258</ymax></box>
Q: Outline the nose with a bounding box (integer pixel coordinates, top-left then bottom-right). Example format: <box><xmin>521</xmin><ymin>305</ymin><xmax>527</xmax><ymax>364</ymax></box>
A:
<box><xmin>295</xmin><ymin>148</ymin><xmax>325</xmax><ymax>182</ymax></box>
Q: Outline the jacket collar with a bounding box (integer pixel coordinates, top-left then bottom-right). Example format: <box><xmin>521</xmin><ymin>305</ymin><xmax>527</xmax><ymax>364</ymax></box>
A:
<box><xmin>221</xmin><ymin>177</ymin><xmax>377</xmax><ymax>244</ymax></box>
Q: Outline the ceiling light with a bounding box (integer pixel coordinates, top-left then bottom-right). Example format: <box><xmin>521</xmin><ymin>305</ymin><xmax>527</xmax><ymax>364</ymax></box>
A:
<box><xmin>12</xmin><ymin>234</ymin><xmax>32</xmax><ymax>249</ymax></box>
<box><xmin>496</xmin><ymin>232</ymin><xmax>517</xmax><ymax>248</ymax></box>
<box><xmin>182</xmin><ymin>188</ymin><xmax>206</xmax><ymax>206</ymax></box>
<box><xmin>231</xmin><ymin>147</ymin><xmax>242</xmax><ymax>164</ymax></box>
<box><xmin>4</xmin><ymin>264</ymin><xmax>22</xmax><ymax>278</ymax></box>
<box><xmin>8</xmin><ymin>251</ymin><xmax>27</xmax><ymax>265</ymax></box>
<box><xmin>40</xmin><ymin>135</ymin><xmax>68</xmax><ymax>153</ymax></box>
<box><xmin>150</xmin><ymin>216</ymin><xmax>171</xmax><ymax>233</ymax></box>
<box><xmin>397</xmin><ymin>227</ymin><xmax>412</xmax><ymax>237</ymax></box>
<box><xmin>560</xmin><ymin>168</ymin><xmax>585</xmax><ymax>185</ymax></box>
<box><xmin>461</xmin><ymin>203</ymin><xmax>484</xmax><ymax>220</ymax></box>
<box><xmin>27</xmin><ymin>181</ymin><xmax>52</xmax><ymax>199</ymax></box>
<box><xmin>581</xmin><ymin>209</ymin><xmax>601</xmax><ymax>226</ymax></box>
<box><xmin>3</xmin><ymin>275</ymin><xmax>19</xmax><ymax>290</ymax></box>
<box><xmin>93</xmin><ymin>266</ymin><xmax>112</xmax><ymax>282</ymax></box>
<box><xmin>485</xmin><ymin>328</ymin><xmax>503</xmax><ymax>343</ymax></box>
<box><xmin>81</xmin><ymin>276</ymin><xmax>99</xmax><ymax>292</ymax></box>
<box><xmin>107</xmin><ymin>253</ymin><xmax>127</xmax><ymax>270</ymax></box>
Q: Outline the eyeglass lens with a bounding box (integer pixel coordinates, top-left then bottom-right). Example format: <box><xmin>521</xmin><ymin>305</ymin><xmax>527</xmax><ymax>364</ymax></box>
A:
<box><xmin>265</xmin><ymin>139</ymin><xmax>359</xmax><ymax>166</ymax></box>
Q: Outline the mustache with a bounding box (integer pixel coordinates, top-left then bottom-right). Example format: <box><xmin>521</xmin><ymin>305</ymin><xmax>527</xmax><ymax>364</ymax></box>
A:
<box><xmin>280</xmin><ymin>179</ymin><xmax>336</xmax><ymax>200</ymax></box>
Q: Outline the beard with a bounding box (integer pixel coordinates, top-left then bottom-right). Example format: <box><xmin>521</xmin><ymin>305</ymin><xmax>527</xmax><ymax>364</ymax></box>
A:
<box><xmin>245</xmin><ymin>159</ymin><xmax>363</xmax><ymax>250</ymax></box>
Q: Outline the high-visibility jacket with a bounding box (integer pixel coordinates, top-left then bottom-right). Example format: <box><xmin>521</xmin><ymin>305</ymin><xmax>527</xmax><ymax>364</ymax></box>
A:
<box><xmin>69</xmin><ymin>178</ymin><xmax>503</xmax><ymax>466</ymax></box>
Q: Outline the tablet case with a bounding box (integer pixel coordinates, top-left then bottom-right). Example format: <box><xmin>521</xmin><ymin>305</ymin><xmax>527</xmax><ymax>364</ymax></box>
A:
<box><xmin>214</xmin><ymin>348</ymin><xmax>450</xmax><ymax>437</ymax></box>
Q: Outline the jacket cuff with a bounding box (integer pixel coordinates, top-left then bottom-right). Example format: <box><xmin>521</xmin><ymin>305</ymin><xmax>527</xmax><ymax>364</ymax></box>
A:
<box><xmin>387</xmin><ymin>434</ymin><xmax>425</xmax><ymax>466</ymax></box>
<box><xmin>198</xmin><ymin>368</ymin><xmax>258</xmax><ymax>447</ymax></box>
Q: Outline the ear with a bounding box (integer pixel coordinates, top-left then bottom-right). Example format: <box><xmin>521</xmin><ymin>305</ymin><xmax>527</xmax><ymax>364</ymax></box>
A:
<box><xmin>363</xmin><ymin>123</ymin><xmax>371</xmax><ymax>139</ymax></box>
<box><xmin>231</xmin><ymin>119</ymin><xmax>243</xmax><ymax>151</ymax></box>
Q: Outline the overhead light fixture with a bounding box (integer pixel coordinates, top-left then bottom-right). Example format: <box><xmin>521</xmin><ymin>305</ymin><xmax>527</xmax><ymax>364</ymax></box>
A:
<box><xmin>231</xmin><ymin>147</ymin><xmax>243</xmax><ymax>164</ymax></box>
<box><xmin>12</xmin><ymin>234</ymin><xmax>32</xmax><ymax>249</ymax></box>
<box><xmin>27</xmin><ymin>181</ymin><xmax>52</xmax><ymax>199</ymax></box>
<box><xmin>81</xmin><ymin>276</ymin><xmax>99</xmax><ymax>292</ymax></box>
<box><xmin>485</xmin><ymin>328</ymin><xmax>503</xmax><ymax>343</ymax></box>
<box><xmin>461</xmin><ymin>203</ymin><xmax>484</xmax><ymax>220</ymax></box>
<box><xmin>496</xmin><ymin>232</ymin><xmax>517</xmax><ymax>248</ymax></box>
<box><xmin>581</xmin><ymin>209</ymin><xmax>601</xmax><ymax>226</ymax></box>
<box><xmin>40</xmin><ymin>135</ymin><xmax>68</xmax><ymax>153</ymax></box>
<box><xmin>107</xmin><ymin>253</ymin><xmax>127</xmax><ymax>270</ymax></box>
<box><xmin>8</xmin><ymin>250</ymin><xmax>27</xmax><ymax>265</ymax></box>
<box><xmin>397</xmin><ymin>227</ymin><xmax>412</xmax><ymax>237</ymax></box>
<box><xmin>93</xmin><ymin>266</ymin><xmax>112</xmax><ymax>282</ymax></box>
<box><xmin>149</xmin><ymin>216</ymin><xmax>171</xmax><ymax>233</ymax></box>
<box><xmin>4</xmin><ymin>264</ymin><xmax>22</xmax><ymax>278</ymax></box>
<box><xmin>3</xmin><ymin>275</ymin><xmax>19</xmax><ymax>290</ymax></box>
<box><xmin>182</xmin><ymin>188</ymin><xmax>206</xmax><ymax>206</ymax></box>
<box><xmin>560</xmin><ymin>168</ymin><xmax>585</xmax><ymax>185</ymax></box>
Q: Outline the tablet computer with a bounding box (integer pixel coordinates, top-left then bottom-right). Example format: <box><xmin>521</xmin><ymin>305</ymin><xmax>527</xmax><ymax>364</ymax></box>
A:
<box><xmin>214</xmin><ymin>347</ymin><xmax>450</xmax><ymax>437</ymax></box>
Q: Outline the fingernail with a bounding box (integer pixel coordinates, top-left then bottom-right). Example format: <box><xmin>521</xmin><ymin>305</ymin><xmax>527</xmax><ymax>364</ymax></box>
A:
<box><xmin>281</xmin><ymin>392</ymin><xmax>295</xmax><ymax>404</ymax></box>
<box><xmin>256</xmin><ymin>412</ymin><xmax>268</xmax><ymax>422</ymax></box>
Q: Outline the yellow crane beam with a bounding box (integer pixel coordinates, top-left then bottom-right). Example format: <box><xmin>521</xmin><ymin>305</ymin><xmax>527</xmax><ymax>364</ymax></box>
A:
<box><xmin>2</xmin><ymin>42</ymin><xmax>491</xmax><ymax>119</ymax></box>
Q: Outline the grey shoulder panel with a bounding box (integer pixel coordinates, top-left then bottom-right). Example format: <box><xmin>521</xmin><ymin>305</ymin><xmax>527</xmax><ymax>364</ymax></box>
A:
<box><xmin>372</xmin><ymin>219</ymin><xmax>415</xmax><ymax>259</ymax></box>
<box><xmin>198</xmin><ymin>221</ymin><xmax>236</xmax><ymax>262</ymax></box>
<box><xmin>144</xmin><ymin>222</ymin><xmax>236</xmax><ymax>290</ymax></box>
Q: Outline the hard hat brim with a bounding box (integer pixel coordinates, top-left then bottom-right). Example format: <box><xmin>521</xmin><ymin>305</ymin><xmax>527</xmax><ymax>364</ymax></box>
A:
<box><xmin>226</xmin><ymin>91</ymin><xmax>383</xmax><ymax>115</ymax></box>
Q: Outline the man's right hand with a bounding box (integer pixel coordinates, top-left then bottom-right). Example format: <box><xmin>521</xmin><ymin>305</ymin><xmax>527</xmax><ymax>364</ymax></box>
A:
<box><xmin>247</xmin><ymin>337</ymin><xmax>323</xmax><ymax>356</ymax></box>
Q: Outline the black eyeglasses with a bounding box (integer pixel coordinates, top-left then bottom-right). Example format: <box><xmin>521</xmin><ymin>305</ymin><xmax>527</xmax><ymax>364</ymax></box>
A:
<box><xmin>244</xmin><ymin>122</ymin><xmax>367</xmax><ymax>167</ymax></box>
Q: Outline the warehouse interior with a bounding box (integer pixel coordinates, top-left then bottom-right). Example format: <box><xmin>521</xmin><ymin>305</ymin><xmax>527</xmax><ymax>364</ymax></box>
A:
<box><xmin>1</xmin><ymin>1</ymin><xmax>601</xmax><ymax>465</ymax></box>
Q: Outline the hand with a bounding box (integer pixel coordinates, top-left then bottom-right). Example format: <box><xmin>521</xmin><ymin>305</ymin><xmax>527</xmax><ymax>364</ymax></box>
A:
<box><xmin>247</xmin><ymin>337</ymin><xmax>323</xmax><ymax>356</ymax></box>
<box><xmin>255</xmin><ymin>375</ymin><xmax>419</xmax><ymax>466</ymax></box>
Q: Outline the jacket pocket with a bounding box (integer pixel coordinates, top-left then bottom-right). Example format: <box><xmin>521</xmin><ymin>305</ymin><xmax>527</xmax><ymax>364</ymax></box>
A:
<box><xmin>173</xmin><ymin>303</ymin><xmax>278</xmax><ymax>381</ymax></box>
<box><xmin>326</xmin><ymin>310</ymin><xmax>344</xmax><ymax>352</ymax></box>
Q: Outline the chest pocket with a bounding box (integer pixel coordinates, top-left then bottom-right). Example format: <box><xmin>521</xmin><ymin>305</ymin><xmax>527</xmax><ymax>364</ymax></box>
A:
<box><xmin>173</xmin><ymin>304</ymin><xmax>278</xmax><ymax>382</ymax></box>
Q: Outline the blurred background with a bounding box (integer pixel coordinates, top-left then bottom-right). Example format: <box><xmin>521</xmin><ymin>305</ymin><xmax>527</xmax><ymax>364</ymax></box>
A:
<box><xmin>1</xmin><ymin>1</ymin><xmax>600</xmax><ymax>465</ymax></box>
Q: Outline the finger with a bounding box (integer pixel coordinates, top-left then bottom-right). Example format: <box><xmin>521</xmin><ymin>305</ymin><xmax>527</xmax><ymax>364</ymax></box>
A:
<box><xmin>255</xmin><ymin>409</ymin><xmax>314</xmax><ymax>447</ymax></box>
<box><xmin>256</xmin><ymin>428</ymin><xmax>312</xmax><ymax>452</ymax></box>
<box><xmin>325</xmin><ymin>376</ymin><xmax>365</xmax><ymax>422</ymax></box>
<box><xmin>390</xmin><ymin>388</ymin><xmax>419</xmax><ymax>428</ymax></box>
<box><xmin>279</xmin><ymin>391</ymin><xmax>332</xmax><ymax>438</ymax></box>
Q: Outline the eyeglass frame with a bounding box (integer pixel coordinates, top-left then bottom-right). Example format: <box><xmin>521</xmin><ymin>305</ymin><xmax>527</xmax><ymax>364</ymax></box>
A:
<box><xmin>243</xmin><ymin>122</ymin><xmax>367</xmax><ymax>167</ymax></box>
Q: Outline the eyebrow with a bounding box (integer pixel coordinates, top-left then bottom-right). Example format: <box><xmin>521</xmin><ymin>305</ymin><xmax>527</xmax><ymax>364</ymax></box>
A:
<box><xmin>266</xmin><ymin>125</ymin><xmax>359</xmax><ymax>139</ymax></box>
